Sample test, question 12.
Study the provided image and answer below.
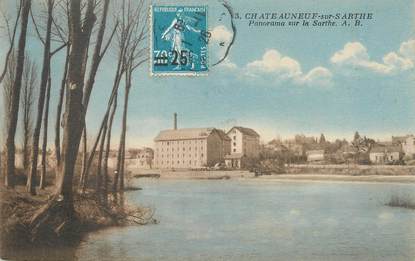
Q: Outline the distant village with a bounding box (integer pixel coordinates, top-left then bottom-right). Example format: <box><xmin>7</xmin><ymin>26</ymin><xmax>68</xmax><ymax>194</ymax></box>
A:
<box><xmin>116</xmin><ymin>114</ymin><xmax>415</xmax><ymax>170</ymax></box>
<box><xmin>12</xmin><ymin>114</ymin><xmax>415</xmax><ymax>170</ymax></box>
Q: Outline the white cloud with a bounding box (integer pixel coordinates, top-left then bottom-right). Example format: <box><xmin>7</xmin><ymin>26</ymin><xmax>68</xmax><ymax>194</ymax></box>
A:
<box><xmin>299</xmin><ymin>66</ymin><xmax>333</xmax><ymax>87</ymax></box>
<box><xmin>399</xmin><ymin>39</ymin><xmax>415</xmax><ymax>61</ymax></box>
<box><xmin>245</xmin><ymin>49</ymin><xmax>332</xmax><ymax>87</ymax></box>
<box><xmin>210</xmin><ymin>25</ymin><xmax>232</xmax><ymax>43</ymax></box>
<box><xmin>330</xmin><ymin>40</ymin><xmax>414</xmax><ymax>75</ymax></box>
<box><xmin>246</xmin><ymin>49</ymin><xmax>302</xmax><ymax>79</ymax></box>
<box><xmin>383</xmin><ymin>51</ymin><xmax>413</xmax><ymax>72</ymax></box>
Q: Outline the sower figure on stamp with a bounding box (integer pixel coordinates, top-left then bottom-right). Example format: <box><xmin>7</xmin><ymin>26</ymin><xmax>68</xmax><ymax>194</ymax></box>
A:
<box><xmin>161</xmin><ymin>8</ymin><xmax>201</xmax><ymax>70</ymax></box>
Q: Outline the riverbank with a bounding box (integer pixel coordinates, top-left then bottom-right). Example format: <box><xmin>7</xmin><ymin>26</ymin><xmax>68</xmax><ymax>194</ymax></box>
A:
<box><xmin>132</xmin><ymin>166</ymin><xmax>415</xmax><ymax>184</ymax></box>
<box><xmin>133</xmin><ymin>169</ymin><xmax>255</xmax><ymax>179</ymax></box>
<box><xmin>0</xmin><ymin>183</ymin><xmax>154</xmax><ymax>260</ymax></box>
<box><xmin>257</xmin><ymin>174</ymin><xmax>415</xmax><ymax>183</ymax></box>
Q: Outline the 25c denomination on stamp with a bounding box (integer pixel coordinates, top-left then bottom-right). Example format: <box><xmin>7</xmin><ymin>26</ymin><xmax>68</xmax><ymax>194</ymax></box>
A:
<box><xmin>150</xmin><ymin>5</ymin><xmax>208</xmax><ymax>76</ymax></box>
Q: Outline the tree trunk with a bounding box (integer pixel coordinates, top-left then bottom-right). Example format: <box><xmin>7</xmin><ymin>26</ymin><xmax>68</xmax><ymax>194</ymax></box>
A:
<box><xmin>55</xmin><ymin>0</ymin><xmax>96</xmax><ymax>215</ymax></box>
<box><xmin>82</xmin><ymin>0</ymin><xmax>111</xmax><ymax>110</ymax></box>
<box><xmin>77</xmin><ymin>0</ymin><xmax>112</xmax><ymax>193</ymax></box>
<box><xmin>54</xmin><ymin>45</ymin><xmax>70</xmax><ymax>168</ymax></box>
<box><xmin>27</xmin><ymin>0</ymin><xmax>53</xmax><ymax>194</ymax></box>
<box><xmin>103</xmin><ymin>93</ymin><xmax>117</xmax><ymax>205</ymax></box>
<box><xmin>21</xmin><ymin>55</ymin><xmax>36</xmax><ymax>171</ymax></box>
<box><xmin>81</xmin><ymin>127</ymin><xmax>87</xmax><ymax>183</ymax></box>
<box><xmin>40</xmin><ymin>75</ymin><xmax>52</xmax><ymax>189</ymax></box>
<box><xmin>96</xmin><ymin>120</ymin><xmax>108</xmax><ymax>201</ymax></box>
<box><xmin>80</xmin><ymin>59</ymin><xmax>124</xmax><ymax>192</ymax></box>
<box><xmin>116</xmin><ymin>68</ymin><xmax>132</xmax><ymax>192</ymax></box>
<box><xmin>4</xmin><ymin>0</ymin><xmax>31</xmax><ymax>188</ymax></box>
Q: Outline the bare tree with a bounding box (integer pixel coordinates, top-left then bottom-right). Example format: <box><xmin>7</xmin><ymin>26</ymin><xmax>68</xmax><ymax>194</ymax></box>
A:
<box><xmin>52</xmin><ymin>0</ymin><xmax>71</xmax><ymax>168</ymax></box>
<box><xmin>39</xmin><ymin>74</ymin><xmax>51</xmax><ymax>189</ymax></box>
<box><xmin>54</xmin><ymin>44</ymin><xmax>69</xmax><ymax>167</ymax></box>
<box><xmin>20</xmin><ymin>54</ymin><xmax>38</xmax><ymax>170</ymax></box>
<box><xmin>114</xmin><ymin>0</ymin><xmax>148</xmax><ymax>193</ymax></box>
<box><xmin>77</xmin><ymin>0</ymin><xmax>116</xmax><ymax>192</ymax></box>
<box><xmin>27</xmin><ymin>0</ymin><xmax>55</xmax><ymax>194</ymax></box>
<box><xmin>2</xmin><ymin>51</ymin><xmax>15</xmax><ymax>138</ymax></box>
<box><xmin>4</xmin><ymin>0</ymin><xmax>31</xmax><ymax>188</ymax></box>
<box><xmin>102</xmin><ymin>92</ymin><xmax>117</xmax><ymax>204</ymax></box>
<box><xmin>0</xmin><ymin>0</ymin><xmax>22</xmax><ymax>84</ymax></box>
<box><xmin>1</xmin><ymin>52</ymin><xmax>15</xmax><ymax>179</ymax></box>
<box><xmin>27</xmin><ymin>0</ymin><xmax>67</xmax><ymax>193</ymax></box>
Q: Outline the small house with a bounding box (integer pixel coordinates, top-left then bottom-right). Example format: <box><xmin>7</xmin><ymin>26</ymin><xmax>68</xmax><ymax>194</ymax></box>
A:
<box><xmin>369</xmin><ymin>145</ymin><xmax>403</xmax><ymax>164</ymax></box>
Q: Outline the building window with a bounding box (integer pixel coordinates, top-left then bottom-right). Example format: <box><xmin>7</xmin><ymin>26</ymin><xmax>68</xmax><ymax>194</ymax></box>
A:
<box><xmin>201</xmin><ymin>153</ymin><xmax>204</xmax><ymax>158</ymax></box>
<box><xmin>233</xmin><ymin>149</ymin><xmax>236</xmax><ymax>152</ymax></box>
<box><xmin>233</xmin><ymin>142</ymin><xmax>236</xmax><ymax>146</ymax></box>
<box><xmin>183</xmin><ymin>148</ymin><xmax>185</xmax><ymax>151</ymax></box>
<box><xmin>167</xmin><ymin>142</ymin><xmax>169</xmax><ymax>145</ymax></box>
<box><xmin>233</xmin><ymin>136</ymin><xmax>236</xmax><ymax>140</ymax></box>
<box><xmin>189</xmin><ymin>147</ymin><xmax>191</xmax><ymax>151</ymax></box>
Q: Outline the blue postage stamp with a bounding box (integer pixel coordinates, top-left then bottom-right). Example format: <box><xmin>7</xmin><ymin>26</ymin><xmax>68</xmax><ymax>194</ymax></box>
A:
<box><xmin>151</xmin><ymin>5</ymin><xmax>208</xmax><ymax>76</ymax></box>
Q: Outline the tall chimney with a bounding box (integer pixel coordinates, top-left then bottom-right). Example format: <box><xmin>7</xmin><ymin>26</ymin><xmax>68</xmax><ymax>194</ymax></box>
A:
<box><xmin>174</xmin><ymin>113</ymin><xmax>177</xmax><ymax>130</ymax></box>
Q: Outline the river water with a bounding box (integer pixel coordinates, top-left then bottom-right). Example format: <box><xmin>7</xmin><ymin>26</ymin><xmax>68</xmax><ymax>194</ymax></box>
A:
<box><xmin>71</xmin><ymin>179</ymin><xmax>415</xmax><ymax>261</ymax></box>
<box><xmin>7</xmin><ymin>179</ymin><xmax>414</xmax><ymax>260</ymax></box>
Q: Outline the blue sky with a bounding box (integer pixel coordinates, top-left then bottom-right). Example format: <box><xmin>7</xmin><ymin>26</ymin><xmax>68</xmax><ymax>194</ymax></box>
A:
<box><xmin>1</xmin><ymin>0</ymin><xmax>415</xmax><ymax>148</ymax></box>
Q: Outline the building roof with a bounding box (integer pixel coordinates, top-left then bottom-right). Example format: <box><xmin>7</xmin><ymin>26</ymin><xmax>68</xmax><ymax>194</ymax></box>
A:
<box><xmin>371</xmin><ymin>145</ymin><xmax>402</xmax><ymax>153</ymax></box>
<box><xmin>154</xmin><ymin>128</ymin><xmax>230</xmax><ymax>141</ymax></box>
<box><xmin>215</xmin><ymin>129</ymin><xmax>232</xmax><ymax>141</ymax></box>
<box><xmin>392</xmin><ymin>135</ymin><xmax>411</xmax><ymax>144</ymax></box>
<box><xmin>227</xmin><ymin>126</ymin><xmax>260</xmax><ymax>137</ymax></box>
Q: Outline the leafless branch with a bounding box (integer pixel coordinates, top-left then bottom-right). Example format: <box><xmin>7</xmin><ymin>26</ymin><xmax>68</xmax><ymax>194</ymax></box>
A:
<box><xmin>29</xmin><ymin>7</ymin><xmax>45</xmax><ymax>45</ymax></box>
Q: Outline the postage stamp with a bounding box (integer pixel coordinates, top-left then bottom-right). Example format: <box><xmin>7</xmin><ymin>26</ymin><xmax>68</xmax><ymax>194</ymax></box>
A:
<box><xmin>150</xmin><ymin>5</ymin><xmax>209</xmax><ymax>76</ymax></box>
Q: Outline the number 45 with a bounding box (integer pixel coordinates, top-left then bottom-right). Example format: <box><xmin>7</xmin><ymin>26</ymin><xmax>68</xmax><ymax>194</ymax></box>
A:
<box><xmin>172</xmin><ymin>50</ymin><xmax>188</xmax><ymax>66</ymax></box>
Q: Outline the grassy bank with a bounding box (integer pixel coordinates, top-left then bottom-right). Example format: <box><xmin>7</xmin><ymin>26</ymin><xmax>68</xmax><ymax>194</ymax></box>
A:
<box><xmin>0</xmin><ymin>175</ymin><xmax>155</xmax><ymax>260</ymax></box>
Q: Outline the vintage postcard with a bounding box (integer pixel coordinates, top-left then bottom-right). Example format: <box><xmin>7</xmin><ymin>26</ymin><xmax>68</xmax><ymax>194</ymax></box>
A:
<box><xmin>0</xmin><ymin>0</ymin><xmax>415</xmax><ymax>260</ymax></box>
